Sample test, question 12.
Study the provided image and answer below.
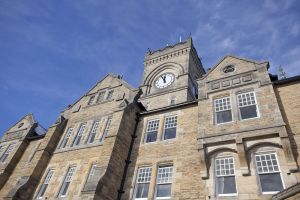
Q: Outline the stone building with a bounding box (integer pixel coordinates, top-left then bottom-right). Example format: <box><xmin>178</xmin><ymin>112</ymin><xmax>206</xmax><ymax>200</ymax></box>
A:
<box><xmin>0</xmin><ymin>38</ymin><xmax>299</xmax><ymax>200</ymax></box>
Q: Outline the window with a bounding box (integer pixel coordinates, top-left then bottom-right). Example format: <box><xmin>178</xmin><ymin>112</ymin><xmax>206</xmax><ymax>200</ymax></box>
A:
<box><xmin>255</xmin><ymin>153</ymin><xmax>284</xmax><ymax>193</ymax></box>
<box><xmin>237</xmin><ymin>92</ymin><xmax>258</xmax><ymax>120</ymax></box>
<box><xmin>134</xmin><ymin>167</ymin><xmax>152</xmax><ymax>200</ymax></box>
<box><xmin>170</xmin><ymin>99</ymin><xmax>175</xmax><ymax>105</ymax></box>
<box><xmin>223</xmin><ymin>65</ymin><xmax>235</xmax><ymax>73</ymax></box>
<box><xmin>215</xmin><ymin>157</ymin><xmax>237</xmax><ymax>196</ymax></box>
<box><xmin>59</xmin><ymin>128</ymin><xmax>73</xmax><ymax>149</ymax></box>
<box><xmin>58</xmin><ymin>166</ymin><xmax>76</xmax><ymax>197</ymax></box>
<box><xmin>106</xmin><ymin>90</ymin><xmax>114</xmax><ymax>100</ymax></box>
<box><xmin>163</xmin><ymin>116</ymin><xmax>177</xmax><ymax>140</ymax></box>
<box><xmin>36</xmin><ymin>169</ymin><xmax>54</xmax><ymax>199</ymax></box>
<box><xmin>214</xmin><ymin>97</ymin><xmax>232</xmax><ymax>124</ymax></box>
<box><xmin>71</xmin><ymin>123</ymin><xmax>86</xmax><ymax>147</ymax></box>
<box><xmin>0</xmin><ymin>143</ymin><xmax>16</xmax><ymax>162</ymax></box>
<box><xmin>88</xmin><ymin>165</ymin><xmax>97</xmax><ymax>179</ymax></box>
<box><xmin>100</xmin><ymin>118</ymin><xmax>112</xmax><ymax>142</ymax></box>
<box><xmin>86</xmin><ymin>121</ymin><xmax>100</xmax><ymax>144</ymax></box>
<box><xmin>156</xmin><ymin>165</ymin><xmax>173</xmax><ymax>199</ymax></box>
<box><xmin>144</xmin><ymin>120</ymin><xmax>159</xmax><ymax>143</ymax></box>
<box><xmin>87</xmin><ymin>95</ymin><xmax>95</xmax><ymax>105</ymax></box>
<box><xmin>96</xmin><ymin>91</ymin><xmax>106</xmax><ymax>103</ymax></box>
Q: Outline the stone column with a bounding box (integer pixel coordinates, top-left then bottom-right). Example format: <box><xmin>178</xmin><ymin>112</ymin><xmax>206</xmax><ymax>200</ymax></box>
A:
<box><xmin>198</xmin><ymin>144</ymin><xmax>209</xmax><ymax>179</ymax></box>
<box><xmin>236</xmin><ymin>138</ymin><xmax>250</xmax><ymax>176</ymax></box>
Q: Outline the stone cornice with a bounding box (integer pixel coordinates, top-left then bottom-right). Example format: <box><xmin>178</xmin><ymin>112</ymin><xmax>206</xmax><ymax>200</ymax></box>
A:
<box><xmin>144</xmin><ymin>47</ymin><xmax>190</xmax><ymax>67</ymax></box>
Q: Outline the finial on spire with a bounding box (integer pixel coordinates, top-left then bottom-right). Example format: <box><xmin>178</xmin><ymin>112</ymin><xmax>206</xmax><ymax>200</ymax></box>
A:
<box><xmin>147</xmin><ymin>48</ymin><xmax>152</xmax><ymax>55</ymax></box>
<box><xmin>179</xmin><ymin>35</ymin><xmax>182</xmax><ymax>42</ymax></box>
<box><xmin>279</xmin><ymin>65</ymin><xmax>286</xmax><ymax>79</ymax></box>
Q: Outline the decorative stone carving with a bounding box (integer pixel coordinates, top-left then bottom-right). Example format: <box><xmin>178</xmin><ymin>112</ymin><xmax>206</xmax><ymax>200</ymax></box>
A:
<box><xmin>232</xmin><ymin>77</ymin><xmax>241</xmax><ymax>85</ymax></box>
<box><xmin>242</xmin><ymin>74</ymin><xmax>252</xmax><ymax>82</ymax></box>
<box><xmin>211</xmin><ymin>82</ymin><xmax>220</xmax><ymax>90</ymax></box>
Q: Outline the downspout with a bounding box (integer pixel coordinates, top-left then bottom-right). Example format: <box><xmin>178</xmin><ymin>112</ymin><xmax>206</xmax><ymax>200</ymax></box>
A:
<box><xmin>117</xmin><ymin>113</ymin><xmax>140</xmax><ymax>200</ymax></box>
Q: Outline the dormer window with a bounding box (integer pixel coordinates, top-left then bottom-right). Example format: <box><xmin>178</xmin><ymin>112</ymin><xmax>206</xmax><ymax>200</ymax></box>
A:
<box><xmin>87</xmin><ymin>95</ymin><xmax>95</xmax><ymax>105</ymax></box>
<box><xmin>223</xmin><ymin>65</ymin><xmax>235</xmax><ymax>73</ymax></box>
<box><xmin>96</xmin><ymin>91</ymin><xmax>106</xmax><ymax>103</ymax></box>
<box><xmin>106</xmin><ymin>90</ymin><xmax>114</xmax><ymax>100</ymax></box>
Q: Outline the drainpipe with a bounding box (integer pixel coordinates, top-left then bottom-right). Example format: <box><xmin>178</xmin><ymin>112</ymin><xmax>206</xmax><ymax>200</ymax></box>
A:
<box><xmin>117</xmin><ymin>113</ymin><xmax>140</xmax><ymax>200</ymax></box>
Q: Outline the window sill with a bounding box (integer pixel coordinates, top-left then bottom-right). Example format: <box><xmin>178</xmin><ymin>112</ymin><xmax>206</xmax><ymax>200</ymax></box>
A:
<box><xmin>218</xmin><ymin>193</ymin><xmax>238</xmax><ymax>196</ymax></box>
<box><xmin>84</xmin><ymin>99</ymin><xmax>114</xmax><ymax>108</ymax></box>
<box><xmin>215</xmin><ymin>121</ymin><xmax>234</xmax><ymax>125</ymax></box>
<box><xmin>54</xmin><ymin>142</ymin><xmax>104</xmax><ymax>154</ymax></box>
<box><xmin>156</xmin><ymin>197</ymin><xmax>171</xmax><ymax>199</ymax></box>
<box><xmin>262</xmin><ymin>191</ymin><xmax>280</xmax><ymax>195</ymax></box>
<box><xmin>240</xmin><ymin>116</ymin><xmax>260</xmax><ymax>121</ymax></box>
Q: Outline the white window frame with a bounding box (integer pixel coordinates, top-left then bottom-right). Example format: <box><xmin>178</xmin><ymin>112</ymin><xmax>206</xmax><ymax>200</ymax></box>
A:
<box><xmin>162</xmin><ymin>116</ymin><xmax>177</xmax><ymax>140</ymax></box>
<box><xmin>36</xmin><ymin>168</ymin><xmax>55</xmax><ymax>199</ymax></box>
<box><xmin>214</xmin><ymin>97</ymin><xmax>233</xmax><ymax>125</ymax></box>
<box><xmin>58</xmin><ymin>166</ymin><xmax>76</xmax><ymax>197</ymax></box>
<box><xmin>215</xmin><ymin>157</ymin><xmax>237</xmax><ymax>196</ymax></box>
<box><xmin>155</xmin><ymin>165</ymin><xmax>173</xmax><ymax>200</ymax></box>
<box><xmin>86</xmin><ymin>121</ymin><xmax>100</xmax><ymax>144</ymax></box>
<box><xmin>133</xmin><ymin>166</ymin><xmax>152</xmax><ymax>200</ymax></box>
<box><xmin>254</xmin><ymin>152</ymin><xmax>285</xmax><ymax>194</ymax></box>
<box><xmin>59</xmin><ymin>127</ymin><xmax>73</xmax><ymax>149</ymax></box>
<box><xmin>144</xmin><ymin>119</ymin><xmax>160</xmax><ymax>143</ymax></box>
<box><xmin>237</xmin><ymin>91</ymin><xmax>260</xmax><ymax>120</ymax></box>
<box><xmin>71</xmin><ymin>123</ymin><xmax>87</xmax><ymax>147</ymax></box>
<box><xmin>100</xmin><ymin>118</ymin><xmax>112</xmax><ymax>142</ymax></box>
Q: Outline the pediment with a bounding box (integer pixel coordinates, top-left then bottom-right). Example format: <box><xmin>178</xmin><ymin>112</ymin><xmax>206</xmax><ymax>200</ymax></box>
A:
<box><xmin>4</xmin><ymin>113</ymin><xmax>35</xmax><ymax>134</ymax></box>
<box><xmin>204</xmin><ymin>55</ymin><xmax>268</xmax><ymax>82</ymax></box>
<box><xmin>65</xmin><ymin>74</ymin><xmax>137</xmax><ymax>112</ymax></box>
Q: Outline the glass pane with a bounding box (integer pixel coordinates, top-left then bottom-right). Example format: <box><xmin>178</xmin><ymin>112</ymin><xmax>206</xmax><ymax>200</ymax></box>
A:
<box><xmin>216</xmin><ymin>110</ymin><xmax>232</xmax><ymax>124</ymax></box>
<box><xmin>136</xmin><ymin>183</ymin><xmax>149</xmax><ymax>198</ymax></box>
<box><xmin>216</xmin><ymin>176</ymin><xmax>237</xmax><ymax>194</ymax></box>
<box><xmin>60</xmin><ymin>182</ymin><xmax>70</xmax><ymax>196</ymax></box>
<box><xmin>37</xmin><ymin>184</ymin><xmax>48</xmax><ymax>197</ymax></box>
<box><xmin>145</xmin><ymin>131</ymin><xmax>157</xmax><ymax>143</ymax></box>
<box><xmin>164</xmin><ymin>128</ymin><xmax>176</xmax><ymax>140</ymax></box>
<box><xmin>240</xmin><ymin>105</ymin><xmax>257</xmax><ymax>119</ymax></box>
<box><xmin>259</xmin><ymin>173</ymin><xmax>283</xmax><ymax>192</ymax></box>
<box><xmin>157</xmin><ymin>184</ymin><xmax>171</xmax><ymax>197</ymax></box>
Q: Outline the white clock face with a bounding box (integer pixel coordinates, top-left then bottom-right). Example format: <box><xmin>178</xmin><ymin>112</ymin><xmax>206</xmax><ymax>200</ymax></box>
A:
<box><xmin>155</xmin><ymin>73</ymin><xmax>175</xmax><ymax>89</ymax></box>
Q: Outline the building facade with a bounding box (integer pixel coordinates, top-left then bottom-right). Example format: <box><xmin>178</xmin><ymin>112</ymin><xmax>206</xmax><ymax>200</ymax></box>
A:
<box><xmin>0</xmin><ymin>38</ymin><xmax>299</xmax><ymax>200</ymax></box>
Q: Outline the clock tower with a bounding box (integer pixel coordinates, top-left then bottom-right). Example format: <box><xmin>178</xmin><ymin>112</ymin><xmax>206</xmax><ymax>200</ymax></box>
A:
<box><xmin>139</xmin><ymin>37</ymin><xmax>206</xmax><ymax>110</ymax></box>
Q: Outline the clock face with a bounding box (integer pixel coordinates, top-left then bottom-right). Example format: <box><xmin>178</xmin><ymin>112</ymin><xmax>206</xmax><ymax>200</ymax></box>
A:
<box><xmin>155</xmin><ymin>73</ymin><xmax>175</xmax><ymax>89</ymax></box>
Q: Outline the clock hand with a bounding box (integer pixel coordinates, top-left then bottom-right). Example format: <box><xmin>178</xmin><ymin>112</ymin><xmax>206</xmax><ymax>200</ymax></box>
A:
<box><xmin>161</xmin><ymin>75</ymin><xmax>167</xmax><ymax>83</ymax></box>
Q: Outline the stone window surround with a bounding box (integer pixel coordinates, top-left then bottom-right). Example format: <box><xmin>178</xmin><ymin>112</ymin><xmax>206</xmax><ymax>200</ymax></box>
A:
<box><xmin>198</xmin><ymin>127</ymin><xmax>298</xmax><ymax>181</ymax></box>
<box><xmin>85</xmin><ymin>88</ymin><xmax>115</xmax><ymax>107</ymax></box>
<box><xmin>214</xmin><ymin>96</ymin><xmax>233</xmax><ymax>125</ymax></box>
<box><xmin>36</xmin><ymin>168</ymin><xmax>55</xmax><ymax>199</ymax></box>
<box><xmin>132</xmin><ymin>162</ymin><xmax>174</xmax><ymax>200</ymax></box>
<box><xmin>133</xmin><ymin>166</ymin><xmax>152</xmax><ymax>200</ymax></box>
<box><xmin>212</xmin><ymin>89</ymin><xmax>260</xmax><ymax>125</ymax></box>
<box><xmin>155</xmin><ymin>165</ymin><xmax>173</xmax><ymax>199</ymax></box>
<box><xmin>57</xmin><ymin>165</ymin><xmax>77</xmax><ymax>198</ymax></box>
<box><xmin>253</xmin><ymin>151</ymin><xmax>285</xmax><ymax>195</ymax></box>
<box><xmin>56</xmin><ymin>117</ymin><xmax>112</xmax><ymax>152</ymax></box>
<box><xmin>237</xmin><ymin>91</ymin><xmax>260</xmax><ymax>120</ymax></box>
<box><xmin>214</xmin><ymin>156</ymin><xmax>238</xmax><ymax>197</ymax></box>
<box><xmin>142</xmin><ymin>113</ymin><xmax>178</xmax><ymax>144</ymax></box>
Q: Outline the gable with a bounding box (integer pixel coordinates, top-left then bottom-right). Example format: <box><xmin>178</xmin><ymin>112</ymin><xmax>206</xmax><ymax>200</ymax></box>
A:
<box><xmin>4</xmin><ymin>113</ymin><xmax>35</xmax><ymax>134</ymax></box>
<box><xmin>1</xmin><ymin>113</ymin><xmax>36</xmax><ymax>142</ymax></box>
<box><xmin>64</xmin><ymin>74</ymin><xmax>138</xmax><ymax>114</ymax></box>
<box><xmin>205</xmin><ymin>56</ymin><xmax>265</xmax><ymax>82</ymax></box>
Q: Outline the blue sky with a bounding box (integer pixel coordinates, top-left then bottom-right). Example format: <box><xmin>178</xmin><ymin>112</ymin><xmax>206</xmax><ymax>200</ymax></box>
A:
<box><xmin>0</xmin><ymin>0</ymin><xmax>300</xmax><ymax>134</ymax></box>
